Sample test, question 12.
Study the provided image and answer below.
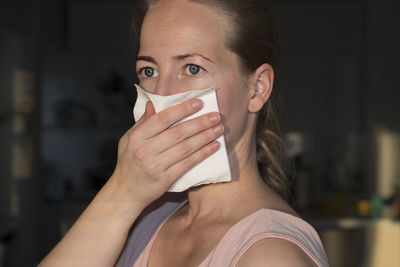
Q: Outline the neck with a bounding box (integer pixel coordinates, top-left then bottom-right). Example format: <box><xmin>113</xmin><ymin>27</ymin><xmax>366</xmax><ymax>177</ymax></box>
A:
<box><xmin>184</xmin><ymin>132</ymin><xmax>268</xmax><ymax>220</ymax></box>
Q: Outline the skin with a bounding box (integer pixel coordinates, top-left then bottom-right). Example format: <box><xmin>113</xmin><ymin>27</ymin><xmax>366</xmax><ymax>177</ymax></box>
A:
<box><xmin>139</xmin><ymin>0</ymin><xmax>316</xmax><ymax>266</ymax></box>
<box><xmin>39</xmin><ymin>0</ymin><xmax>316</xmax><ymax>266</ymax></box>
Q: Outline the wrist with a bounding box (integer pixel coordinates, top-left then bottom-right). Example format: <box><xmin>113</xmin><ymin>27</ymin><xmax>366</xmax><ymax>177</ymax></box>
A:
<box><xmin>90</xmin><ymin>175</ymin><xmax>146</xmax><ymax>226</ymax></box>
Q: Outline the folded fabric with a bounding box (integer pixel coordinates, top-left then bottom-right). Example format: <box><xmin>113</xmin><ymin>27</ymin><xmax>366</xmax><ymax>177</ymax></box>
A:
<box><xmin>133</xmin><ymin>84</ymin><xmax>232</xmax><ymax>192</ymax></box>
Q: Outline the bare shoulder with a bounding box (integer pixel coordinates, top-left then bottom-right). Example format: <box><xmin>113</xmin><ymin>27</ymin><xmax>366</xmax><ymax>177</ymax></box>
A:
<box><xmin>236</xmin><ymin>237</ymin><xmax>318</xmax><ymax>267</ymax></box>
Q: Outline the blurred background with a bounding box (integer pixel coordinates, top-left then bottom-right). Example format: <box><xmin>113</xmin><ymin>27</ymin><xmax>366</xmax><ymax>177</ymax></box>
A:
<box><xmin>0</xmin><ymin>0</ymin><xmax>399</xmax><ymax>266</ymax></box>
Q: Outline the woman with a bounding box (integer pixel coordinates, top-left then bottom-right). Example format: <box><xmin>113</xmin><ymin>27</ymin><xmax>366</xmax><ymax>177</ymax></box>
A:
<box><xmin>40</xmin><ymin>0</ymin><xmax>328</xmax><ymax>266</ymax></box>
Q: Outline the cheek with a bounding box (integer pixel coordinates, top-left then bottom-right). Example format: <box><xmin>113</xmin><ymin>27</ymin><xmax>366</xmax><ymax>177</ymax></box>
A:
<box><xmin>216</xmin><ymin>81</ymin><xmax>250</xmax><ymax>150</ymax></box>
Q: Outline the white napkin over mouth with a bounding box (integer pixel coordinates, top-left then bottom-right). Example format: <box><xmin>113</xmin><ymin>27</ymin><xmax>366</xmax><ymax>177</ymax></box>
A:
<box><xmin>133</xmin><ymin>84</ymin><xmax>232</xmax><ymax>192</ymax></box>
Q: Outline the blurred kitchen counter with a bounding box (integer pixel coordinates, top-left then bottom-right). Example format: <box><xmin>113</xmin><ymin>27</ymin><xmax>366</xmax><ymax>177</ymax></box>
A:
<box><xmin>309</xmin><ymin>217</ymin><xmax>400</xmax><ymax>267</ymax></box>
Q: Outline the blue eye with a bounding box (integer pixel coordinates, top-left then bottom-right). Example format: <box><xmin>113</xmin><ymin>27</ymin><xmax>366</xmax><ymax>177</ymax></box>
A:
<box><xmin>144</xmin><ymin>67</ymin><xmax>155</xmax><ymax>77</ymax></box>
<box><xmin>138</xmin><ymin>67</ymin><xmax>158</xmax><ymax>78</ymax></box>
<box><xmin>185</xmin><ymin>64</ymin><xmax>203</xmax><ymax>75</ymax></box>
<box><xmin>144</xmin><ymin>67</ymin><xmax>154</xmax><ymax>77</ymax></box>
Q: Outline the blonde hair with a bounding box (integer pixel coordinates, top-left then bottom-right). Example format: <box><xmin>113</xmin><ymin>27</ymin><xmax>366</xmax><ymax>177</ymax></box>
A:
<box><xmin>134</xmin><ymin>0</ymin><xmax>289</xmax><ymax>199</ymax></box>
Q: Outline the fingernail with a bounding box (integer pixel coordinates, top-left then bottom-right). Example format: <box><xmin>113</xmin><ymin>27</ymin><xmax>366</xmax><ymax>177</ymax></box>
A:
<box><xmin>191</xmin><ymin>99</ymin><xmax>201</xmax><ymax>109</ymax></box>
<box><xmin>213</xmin><ymin>124</ymin><xmax>224</xmax><ymax>134</ymax></box>
<box><xmin>209</xmin><ymin>113</ymin><xmax>220</xmax><ymax>123</ymax></box>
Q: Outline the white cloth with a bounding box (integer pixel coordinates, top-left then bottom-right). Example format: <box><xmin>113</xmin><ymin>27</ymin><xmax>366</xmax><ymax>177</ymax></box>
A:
<box><xmin>133</xmin><ymin>84</ymin><xmax>232</xmax><ymax>192</ymax></box>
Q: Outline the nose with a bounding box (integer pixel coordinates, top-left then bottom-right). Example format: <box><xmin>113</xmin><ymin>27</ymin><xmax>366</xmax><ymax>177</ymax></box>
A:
<box><xmin>153</xmin><ymin>75</ymin><xmax>183</xmax><ymax>96</ymax></box>
<box><xmin>154</xmin><ymin>80</ymin><xmax>171</xmax><ymax>96</ymax></box>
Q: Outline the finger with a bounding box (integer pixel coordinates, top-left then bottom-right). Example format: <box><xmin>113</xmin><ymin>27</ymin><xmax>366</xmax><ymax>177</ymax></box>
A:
<box><xmin>150</xmin><ymin>112</ymin><xmax>221</xmax><ymax>153</ymax></box>
<box><xmin>145</xmin><ymin>101</ymin><xmax>156</xmax><ymax>117</ymax></box>
<box><xmin>125</xmin><ymin>101</ymin><xmax>154</xmax><ymax>139</ymax></box>
<box><xmin>135</xmin><ymin>98</ymin><xmax>203</xmax><ymax>138</ymax></box>
<box><xmin>161</xmin><ymin>123</ymin><xmax>224</xmax><ymax>169</ymax></box>
<box><xmin>134</xmin><ymin>101</ymin><xmax>156</xmax><ymax>126</ymax></box>
<box><xmin>165</xmin><ymin>140</ymin><xmax>220</xmax><ymax>185</ymax></box>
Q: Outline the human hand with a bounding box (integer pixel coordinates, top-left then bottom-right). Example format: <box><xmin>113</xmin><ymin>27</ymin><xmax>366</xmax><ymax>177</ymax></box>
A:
<box><xmin>111</xmin><ymin>98</ymin><xmax>223</xmax><ymax>207</ymax></box>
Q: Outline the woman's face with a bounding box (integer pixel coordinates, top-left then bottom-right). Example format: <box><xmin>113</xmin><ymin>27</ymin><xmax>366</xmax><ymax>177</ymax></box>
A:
<box><xmin>136</xmin><ymin>0</ymin><xmax>254</xmax><ymax>152</ymax></box>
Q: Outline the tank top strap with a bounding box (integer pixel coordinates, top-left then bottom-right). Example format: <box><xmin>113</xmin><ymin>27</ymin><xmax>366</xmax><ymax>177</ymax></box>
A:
<box><xmin>200</xmin><ymin>209</ymin><xmax>329</xmax><ymax>267</ymax></box>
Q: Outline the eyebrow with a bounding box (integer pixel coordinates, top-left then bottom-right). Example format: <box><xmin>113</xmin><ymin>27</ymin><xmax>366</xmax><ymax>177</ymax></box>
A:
<box><xmin>136</xmin><ymin>55</ymin><xmax>156</xmax><ymax>64</ymax></box>
<box><xmin>174</xmin><ymin>53</ymin><xmax>215</xmax><ymax>63</ymax></box>
<box><xmin>136</xmin><ymin>53</ymin><xmax>215</xmax><ymax>64</ymax></box>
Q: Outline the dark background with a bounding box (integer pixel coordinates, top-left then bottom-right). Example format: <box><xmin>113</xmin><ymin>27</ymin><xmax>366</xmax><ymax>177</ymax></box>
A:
<box><xmin>0</xmin><ymin>0</ymin><xmax>399</xmax><ymax>266</ymax></box>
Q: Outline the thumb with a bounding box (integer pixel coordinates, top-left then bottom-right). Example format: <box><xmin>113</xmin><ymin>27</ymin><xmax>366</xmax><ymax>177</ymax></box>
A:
<box><xmin>134</xmin><ymin>101</ymin><xmax>155</xmax><ymax>126</ymax></box>
<box><xmin>144</xmin><ymin>101</ymin><xmax>156</xmax><ymax>118</ymax></box>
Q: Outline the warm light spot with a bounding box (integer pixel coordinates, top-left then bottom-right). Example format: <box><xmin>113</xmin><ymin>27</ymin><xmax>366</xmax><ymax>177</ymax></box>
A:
<box><xmin>375</xmin><ymin>128</ymin><xmax>400</xmax><ymax>197</ymax></box>
<box><xmin>367</xmin><ymin>219</ymin><xmax>400</xmax><ymax>267</ymax></box>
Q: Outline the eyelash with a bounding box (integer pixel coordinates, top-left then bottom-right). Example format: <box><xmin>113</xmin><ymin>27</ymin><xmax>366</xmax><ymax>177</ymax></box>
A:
<box><xmin>184</xmin><ymin>64</ymin><xmax>205</xmax><ymax>76</ymax></box>
<box><xmin>136</xmin><ymin>64</ymin><xmax>206</xmax><ymax>79</ymax></box>
<box><xmin>137</xmin><ymin>67</ymin><xmax>157</xmax><ymax>78</ymax></box>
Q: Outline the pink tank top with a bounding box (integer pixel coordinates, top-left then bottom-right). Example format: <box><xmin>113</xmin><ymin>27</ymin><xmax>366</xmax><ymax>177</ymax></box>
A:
<box><xmin>133</xmin><ymin>205</ymin><xmax>329</xmax><ymax>267</ymax></box>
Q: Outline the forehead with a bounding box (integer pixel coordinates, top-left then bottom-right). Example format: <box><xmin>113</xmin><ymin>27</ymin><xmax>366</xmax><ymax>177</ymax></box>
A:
<box><xmin>140</xmin><ymin>0</ymin><xmax>230</xmax><ymax>55</ymax></box>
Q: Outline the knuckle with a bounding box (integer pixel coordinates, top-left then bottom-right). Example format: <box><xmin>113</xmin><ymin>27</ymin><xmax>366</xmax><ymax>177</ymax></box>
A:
<box><xmin>200</xmin><ymin>146</ymin><xmax>211</xmax><ymax>158</ymax></box>
<box><xmin>207</xmin><ymin>128</ymin><xmax>217</xmax><ymax>139</ymax></box>
<box><xmin>156</xmin><ymin>111</ymin><xmax>170</xmax><ymax>125</ymax></box>
<box><xmin>182</xmin><ymin>156</ymin><xmax>195</xmax><ymax>170</ymax></box>
<box><xmin>144</xmin><ymin>160</ymin><xmax>161</xmax><ymax>177</ymax></box>
<box><xmin>127</xmin><ymin>129</ymin><xmax>140</xmax><ymax>141</ymax></box>
<box><xmin>182</xmin><ymin>101</ymin><xmax>193</xmax><ymax>114</ymax></box>
<box><xmin>195</xmin><ymin>116</ymin><xmax>208</xmax><ymax>130</ymax></box>
<box><xmin>202</xmin><ymin>114</ymin><xmax>213</xmax><ymax>126</ymax></box>
<box><xmin>180</xmin><ymin>141</ymin><xmax>193</xmax><ymax>157</ymax></box>
<box><xmin>134</xmin><ymin>146</ymin><xmax>149</xmax><ymax>162</ymax></box>
<box><xmin>182</xmin><ymin>147</ymin><xmax>209</xmax><ymax>170</ymax></box>
<box><xmin>172</xmin><ymin>126</ymin><xmax>186</xmax><ymax>141</ymax></box>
